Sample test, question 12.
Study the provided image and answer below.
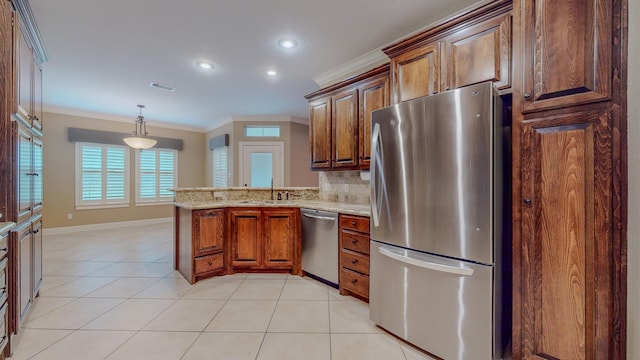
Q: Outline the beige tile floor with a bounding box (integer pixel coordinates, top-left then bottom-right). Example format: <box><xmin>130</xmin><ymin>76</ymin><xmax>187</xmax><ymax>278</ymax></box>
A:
<box><xmin>9</xmin><ymin>222</ymin><xmax>435</xmax><ymax>360</ymax></box>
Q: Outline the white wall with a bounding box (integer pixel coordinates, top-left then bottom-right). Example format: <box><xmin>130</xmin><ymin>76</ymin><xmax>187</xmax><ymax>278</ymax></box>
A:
<box><xmin>627</xmin><ymin>0</ymin><xmax>639</xmax><ymax>357</ymax></box>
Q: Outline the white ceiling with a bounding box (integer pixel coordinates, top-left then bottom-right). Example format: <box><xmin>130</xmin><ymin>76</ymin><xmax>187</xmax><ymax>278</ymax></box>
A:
<box><xmin>30</xmin><ymin>0</ymin><xmax>487</xmax><ymax>131</ymax></box>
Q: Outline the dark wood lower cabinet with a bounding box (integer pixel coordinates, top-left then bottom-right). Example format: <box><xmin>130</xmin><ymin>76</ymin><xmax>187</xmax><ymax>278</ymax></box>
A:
<box><xmin>515</xmin><ymin>108</ymin><xmax>621</xmax><ymax>359</ymax></box>
<box><xmin>338</xmin><ymin>214</ymin><xmax>370</xmax><ymax>302</ymax></box>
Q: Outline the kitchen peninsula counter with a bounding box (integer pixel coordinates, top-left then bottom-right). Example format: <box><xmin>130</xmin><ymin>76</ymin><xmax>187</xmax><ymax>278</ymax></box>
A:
<box><xmin>174</xmin><ymin>200</ymin><xmax>370</xmax><ymax>217</ymax></box>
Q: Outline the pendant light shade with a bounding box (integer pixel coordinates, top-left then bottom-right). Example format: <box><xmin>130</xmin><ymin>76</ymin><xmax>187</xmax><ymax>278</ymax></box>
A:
<box><xmin>123</xmin><ymin>105</ymin><xmax>157</xmax><ymax>149</ymax></box>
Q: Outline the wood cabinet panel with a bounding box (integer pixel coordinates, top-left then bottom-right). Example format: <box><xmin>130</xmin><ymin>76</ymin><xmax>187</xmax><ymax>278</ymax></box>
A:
<box><xmin>339</xmin><ymin>215</ymin><xmax>369</xmax><ymax>233</ymax></box>
<box><xmin>16</xmin><ymin>125</ymin><xmax>31</xmax><ymax>224</ymax></box>
<box><xmin>332</xmin><ymin>88</ymin><xmax>358</xmax><ymax>168</ymax></box>
<box><xmin>32</xmin><ymin>135</ymin><xmax>42</xmax><ymax>215</ymax></box>
<box><xmin>32</xmin><ymin>60</ymin><xmax>42</xmax><ymax>130</ymax></box>
<box><xmin>521</xmin><ymin>0</ymin><xmax>611</xmax><ymax>112</ymax></box>
<box><xmin>16</xmin><ymin>27</ymin><xmax>31</xmax><ymax>122</ymax></box>
<box><xmin>359</xmin><ymin>76</ymin><xmax>389</xmax><ymax>169</ymax></box>
<box><xmin>444</xmin><ymin>13</ymin><xmax>511</xmax><ymax>91</ymax></box>
<box><xmin>16</xmin><ymin>225</ymin><xmax>30</xmax><ymax>323</ymax></box>
<box><xmin>31</xmin><ymin>219</ymin><xmax>41</xmax><ymax>298</ymax></box>
<box><xmin>340</xmin><ymin>268</ymin><xmax>369</xmax><ymax>299</ymax></box>
<box><xmin>518</xmin><ymin>111</ymin><xmax>613</xmax><ymax>359</ymax></box>
<box><xmin>194</xmin><ymin>253</ymin><xmax>224</xmax><ymax>274</ymax></box>
<box><xmin>230</xmin><ymin>210</ymin><xmax>262</xmax><ymax>267</ymax></box>
<box><xmin>309</xmin><ymin>98</ymin><xmax>332</xmax><ymax>169</ymax></box>
<box><xmin>338</xmin><ymin>214</ymin><xmax>370</xmax><ymax>302</ymax></box>
<box><xmin>341</xmin><ymin>232</ymin><xmax>369</xmax><ymax>255</ymax></box>
<box><xmin>340</xmin><ymin>249</ymin><xmax>369</xmax><ymax>275</ymax></box>
<box><xmin>193</xmin><ymin>209</ymin><xmax>224</xmax><ymax>257</ymax></box>
<box><xmin>392</xmin><ymin>43</ymin><xmax>440</xmax><ymax>103</ymax></box>
<box><xmin>263</xmin><ymin>209</ymin><xmax>296</xmax><ymax>267</ymax></box>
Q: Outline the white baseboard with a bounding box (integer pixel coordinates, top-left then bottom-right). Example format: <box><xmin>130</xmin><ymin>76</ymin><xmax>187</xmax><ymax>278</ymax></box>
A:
<box><xmin>43</xmin><ymin>217</ymin><xmax>173</xmax><ymax>236</ymax></box>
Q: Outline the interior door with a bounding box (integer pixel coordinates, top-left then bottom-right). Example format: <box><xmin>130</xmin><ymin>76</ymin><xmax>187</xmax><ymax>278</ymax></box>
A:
<box><xmin>240</xmin><ymin>142</ymin><xmax>284</xmax><ymax>187</ymax></box>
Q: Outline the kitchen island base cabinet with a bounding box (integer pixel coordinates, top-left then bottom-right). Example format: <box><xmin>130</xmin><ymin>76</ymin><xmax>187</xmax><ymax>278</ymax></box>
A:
<box><xmin>228</xmin><ymin>208</ymin><xmax>301</xmax><ymax>275</ymax></box>
<box><xmin>175</xmin><ymin>208</ymin><xmax>225</xmax><ymax>284</ymax></box>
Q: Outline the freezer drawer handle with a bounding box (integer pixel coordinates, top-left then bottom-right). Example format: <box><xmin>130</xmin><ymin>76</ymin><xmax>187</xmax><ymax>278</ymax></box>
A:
<box><xmin>302</xmin><ymin>213</ymin><xmax>337</xmax><ymax>221</ymax></box>
<box><xmin>378</xmin><ymin>247</ymin><xmax>474</xmax><ymax>276</ymax></box>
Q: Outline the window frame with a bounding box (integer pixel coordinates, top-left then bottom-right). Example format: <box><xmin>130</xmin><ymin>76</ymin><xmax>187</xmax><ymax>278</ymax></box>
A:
<box><xmin>135</xmin><ymin>148</ymin><xmax>178</xmax><ymax>206</ymax></box>
<box><xmin>75</xmin><ymin>142</ymin><xmax>130</xmax><ymax>210</ymax></box>
<box><xmin>244</xmin><ymin>125</ymin><xmax>281</xmax><ymax>137</ymax></box>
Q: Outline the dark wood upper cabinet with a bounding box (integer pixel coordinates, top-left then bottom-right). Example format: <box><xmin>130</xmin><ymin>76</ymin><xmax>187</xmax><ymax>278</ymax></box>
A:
<box><xmin>391</xmin><ymin>43</ymin><xmax>440</xmax><ymax>103</ymax></box>
<box><xmin>308</xmin><ymin>98</ymin><xmax>332</xmax><ymax>169</ymax></box>
<box><xmin>520</xmin><ymin>0</ymin><xmax>612</xmax><ymax>112</ymax></box>
<box><xmin>332</xmin><ymin>88</ymin><xmax>359</xmax><ymax>168</ymax></box>
<box><xmin>443</xmin><ymin>12</ymin><xmax>511</xmax><ymax>91</ymax></box>
<box><xmin>359</xmin><ymin>76</ymin><xmax>389</xmax><ymax>169</ymax></box>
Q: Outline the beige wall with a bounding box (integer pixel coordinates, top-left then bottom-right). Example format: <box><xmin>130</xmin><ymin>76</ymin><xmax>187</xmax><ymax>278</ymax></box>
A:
<box><xmin>290</xmin><ymin>122</ymin><xmax>318</xmax><ymax>186</ymax></box>
<box><xmin>205</xmin><ymin>116</ymin><xmax>317</xmax><ymax>187</ymax></box>
<box><xmin>627</xmin><ymin>0</ymin><xmax>638</xmax><ymax>357</ymax></box>
<box><xmin>43</xmin><ymin>112</ymin><xmax>206</xmax><ymax>228</ymax></box>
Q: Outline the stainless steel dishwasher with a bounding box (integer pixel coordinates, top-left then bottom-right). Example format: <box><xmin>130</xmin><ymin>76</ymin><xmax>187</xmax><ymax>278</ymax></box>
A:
<box><xmin>300</xmin><ymin>208</ymin><xmax>339</xmax><ymax>286</ymax></box>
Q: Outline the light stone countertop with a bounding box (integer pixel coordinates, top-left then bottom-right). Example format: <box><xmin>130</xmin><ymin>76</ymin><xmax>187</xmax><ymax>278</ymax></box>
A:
<box><xmin>0</xmin><ymin>222</ymin><xmax>16</xmax><ymax>235</ymax></box>
<box><xmin>174</xmin><ymin>199</ymin><xmax>370</xmax><ymax>217</ymax></box>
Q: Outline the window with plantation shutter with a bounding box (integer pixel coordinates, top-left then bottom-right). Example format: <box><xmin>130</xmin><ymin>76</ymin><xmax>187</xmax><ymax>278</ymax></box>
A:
<box><xmin>75</xmin><ymin>142</ymin><xmax>130</xmax><ymax>209</ymax></box>
<box><xmin>212</xmin><ymin>146</ymin><xmax>228</xmax><ymax>187</ymax></box>
<box><xmin>136</xmin><ymin>148</ymin><xmax>177</xmax><ymax>204</ymax></box>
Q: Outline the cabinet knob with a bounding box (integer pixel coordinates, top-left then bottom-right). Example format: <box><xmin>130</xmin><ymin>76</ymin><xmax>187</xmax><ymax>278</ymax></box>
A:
<box><xmin>351</xmin><ymin>279</ymin><xmax>358</xmax><ymax>284</ymax></box>
<box><xmin>351</xmin><ymin>221</ymin><xmax>356</xmax><ymax>226</ymax></box>
<box><xmin>445</xmin><ymin>86</ymin><xmax>450</xmax><ymax>91</ymax></box>
<box><xmin>523</xmin><ymin>93</ymin><xmax>532</xmax><ymax>99</ymax></box>
<box><xmin>208</xmin><ymin>261</ymin><xmax>213</xmax><ymax>266</ymax></box>
<box><xmin>523</xmin><ymin>199</ymin><xmax>532</xmax><ymax>205</ymax></box>
<box><xmin>351</xmin><ymin>239</ymin><xmax>357</xmax><ymax>245</ymax></box>
<box><xmin>351</xmin><ymin>259</ymin><xmax>358</xmax><ymax>264</ymax></box>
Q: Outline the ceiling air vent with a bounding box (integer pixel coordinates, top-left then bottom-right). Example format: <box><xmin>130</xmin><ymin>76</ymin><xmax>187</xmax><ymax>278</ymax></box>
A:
<box><xmin>149</xmin><ymin>82</ymin><xmax>175</xmax><ymax>92</ymax></box>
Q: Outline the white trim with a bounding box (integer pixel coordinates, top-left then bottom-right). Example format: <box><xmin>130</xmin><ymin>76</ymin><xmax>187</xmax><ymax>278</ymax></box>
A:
<box><xmin>135</xmin><ymin>148</ymin><xmax>178</xmax><ymax>205</ymax></box>
<box><xmin>43</xmin><ymin>217</ymin><xmax>173</xmax><ymax>235</ymax></box>
<box><xmin>238</xmin><ymin>141</ymin><xmax>285</xmax><ymax>187</ymax></box>
<box><xmin>134</xmin><ymin>201</ymin><xmax>173</xmax><ymax>207</ymax></box>
<box><xmin>312</xmin><ymin>49</ymin><xmax>388</xmax><ymax>88</ymax></box>
<box><xmin>75</xmin><ymin>142</ymin><xmax>131</xmax><ymax>209</ymax></box>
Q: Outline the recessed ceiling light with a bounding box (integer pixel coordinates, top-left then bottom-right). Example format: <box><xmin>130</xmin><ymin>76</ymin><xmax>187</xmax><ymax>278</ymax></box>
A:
<box><xmin>267</xmin><ymin>70</ymin><xmax>277</xmax><ymax>76</ymax></box>
<box><xmin>196</xmin><ymin>61</ymin><xmax>214</xmax><ymax>70</ymax></box>
<box><xmin>278</xmin><ymin>38</ymin><xmax>297</xmax><ymax>49</ymax></box>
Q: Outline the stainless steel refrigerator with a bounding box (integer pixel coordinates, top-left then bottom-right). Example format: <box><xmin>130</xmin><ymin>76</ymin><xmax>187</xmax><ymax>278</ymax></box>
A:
<box><xmin>369</xmin><ymin>82</ymin><xmax>511</xmax><ymax>360</ymax></box>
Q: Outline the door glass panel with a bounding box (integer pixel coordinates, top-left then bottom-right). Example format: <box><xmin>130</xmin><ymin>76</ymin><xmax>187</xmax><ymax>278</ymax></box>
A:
<box><xmin>250</xmin><ymin>152</ymin><xmax>273</xmax><ymax>187</ymax></box>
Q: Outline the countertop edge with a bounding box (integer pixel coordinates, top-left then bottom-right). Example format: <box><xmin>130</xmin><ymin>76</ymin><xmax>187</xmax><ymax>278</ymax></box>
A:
<box><xmin>174</xmin><ymin>200</ymin><xmax>370</xmax><ymax>217</ymax></box>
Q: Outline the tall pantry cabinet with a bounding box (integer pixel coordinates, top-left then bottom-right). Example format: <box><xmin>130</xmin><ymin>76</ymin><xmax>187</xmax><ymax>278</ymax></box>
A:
<box><xmin>511</xmin><ymin>0</ymin><xmax>627</xmax><ymax>359</ymax></box>
<box><xmin>0</xmin><ymin>0</ymin><xmax>47</xmax><ymax>357</ymax></box>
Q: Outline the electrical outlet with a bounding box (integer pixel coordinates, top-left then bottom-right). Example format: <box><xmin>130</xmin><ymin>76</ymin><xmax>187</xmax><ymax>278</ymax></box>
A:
<box><xmin>67</xmin><ymin>213</ymin><xmax>73</xmax><ymax>220</ymax></box>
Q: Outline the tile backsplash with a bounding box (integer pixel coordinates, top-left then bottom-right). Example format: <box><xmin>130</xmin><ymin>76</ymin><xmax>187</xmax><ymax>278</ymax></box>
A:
<box><xmin>319</xmin><ymin>171</ymin><xmax>370</xmax><ymax>205</ymax></box>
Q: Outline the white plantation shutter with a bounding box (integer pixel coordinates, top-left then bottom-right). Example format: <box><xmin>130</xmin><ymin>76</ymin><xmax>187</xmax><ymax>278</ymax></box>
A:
<box><xmin>213</xmin><ymin>146</ymin><xmax>227</xmax><ymax>187</ymax></box>
<box><xmin>76</xmin><ymin>142</ymin><xmax>130</xmax><ymax>208</ymax></box>
<box><xmin>136</xmin><ymin>148</ymin><xmax>177</xmax><ymax>203</ymax></box>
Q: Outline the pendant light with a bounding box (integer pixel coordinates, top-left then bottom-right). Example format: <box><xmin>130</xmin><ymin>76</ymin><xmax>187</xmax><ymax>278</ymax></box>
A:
<box><xmin>123</xmin><ymin>105</ymin><xmax>157</xmax><ymax>149</ymax></box>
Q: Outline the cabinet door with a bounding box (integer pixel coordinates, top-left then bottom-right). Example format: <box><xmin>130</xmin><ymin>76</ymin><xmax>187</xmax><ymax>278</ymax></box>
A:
<box><xmin>32</xmin><ymin>219</ymin><xmax>42</xmax><ymax>298</ymax></box>
<box><xmin>332</xmin><ymin>88</ymin><xmax>359</xmax><ymax>168</ymax></box>
<box><xmin>517</xmin><ymin>111</ymin><xmax>613</xmax><ymax>359</ymax></box>
<box><xmin>443</xmin><ymin>12</ymin><xmax>511</xmax><ymax>91</ymax></box>
<box><xmin>263</xmin><ymin>209</ymin><xmax>296</xmax><ymax>268</ymax></box>
<box><xmin>16</xmin><ymin>26</ymin><xmax>32</xmax><ymax>122</ymax></box>
<box><xmin>359</xmin><ymin>76</ymin><xmax>389</xmax><ymax>169</ymax></box>
<box><xmin>32</xmin><ymin>135</ymin><xmax>42</xmax><ymax>215</ymax></box>
<box><xmin>32</xmin><ymin>60</ymin><xmax>42</xmax><ymax>130</ymax></box>
<box><xmin>193</xmin><ymin>209</ymin><xmax>225</xmax><ymax>257</ymax></box>
<box><xmin>391</xmin><ymin>42</ymin><xmax>440</xmax><ymax>103</ymax></box>
<box><xmin>230</xmin><ymin>209</ymin><xmax>262</xmax><ymax>267</ymax></box>
<box><xmin>520</xmin><ymin>0</ymin><xmax>611</xmax><ymax>112</ymax></box>
<box><xmin>309</xmin><ymin>97</ymin><xmax>332</xmax><ymax>169</ymax></box>
<box><xmin>16</xmin><ymin>225</ymin><xmax>31</xmax><ymax>322</ymax></box>
<box><xmin>17</xmin><ymin>125</ymin><xmax>32</xmax><ymax>224</ymax></box>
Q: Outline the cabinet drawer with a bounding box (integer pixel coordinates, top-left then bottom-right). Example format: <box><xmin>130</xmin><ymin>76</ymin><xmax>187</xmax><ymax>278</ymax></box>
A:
<box><xmin>342</xmin><ymin>232</ymin><xmax>370</xmax><ymax>255</ymax></box>
<box><xmin>0</xmin><ymin>257</ymin><xmax>7</xmax><ymax>300</ymax></box>
<box><xmin>340</xmin><ymin>215</ymin><xmax>370</xmax><ymax>233</ymax></box>
<box><xmin>194</xmin><ymin>253</ymin><xmax>224</xmax><ymax>275</ymax></box>
<box><xmin>0</xmin><ymin>235</ymin><xmax>7</xmax><ymax>259</ymax></box>
<box><xmin>341</xmin><ymin>249</ymin><xmax>369</xmax><ymax>275</ymax></box>
<box><xmin>341</xmin><ymin>268</ymin><xmax>369</xmax><ymax>299</ymax></box>
<box><xmin>0</xmin><ymin>301</ymin><xmax>7</xmax><ymax>351</ymax></box>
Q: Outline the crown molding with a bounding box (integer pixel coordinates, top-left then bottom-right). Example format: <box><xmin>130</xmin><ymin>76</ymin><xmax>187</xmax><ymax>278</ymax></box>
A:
<box><xmin>312</xmin><ymin>48</ymin><xmax>388</xmax><ymax>88</ymax></box>
<box><xmin>13</xmin><ymin>0</ymin><xmax>48</xmax><ymax>63</ymax></box>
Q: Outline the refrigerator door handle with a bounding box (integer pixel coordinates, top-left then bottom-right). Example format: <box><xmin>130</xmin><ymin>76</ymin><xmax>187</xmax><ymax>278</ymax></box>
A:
<box><xmin>370</xmin><ymin>123</ymin><xmax>382</xmax><ymax>227</ymax></box>
<box><xmin>378</xmin><ymin>246</ymin><xmax>474</xmax><ymax>276</ymax></box>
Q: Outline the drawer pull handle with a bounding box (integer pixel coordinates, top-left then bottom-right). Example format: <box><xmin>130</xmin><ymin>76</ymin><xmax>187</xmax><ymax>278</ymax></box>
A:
<box><xmin>351</xmin><ymin>221</ymin><xmax>356</xmax><ymax>226</ymax></box>
<box><xmin>351</xmin><ymin>240</ymin><xmax>357</xmax><ymax>244</ymax></box>
<box><xmin>351</xmin><ymin>279</ymin><xmax>358</xmax><ymax>284</ymax></box>
<box><xmin>351</xmin><ymin>259</ymin><xmax>358</xmax><ymax>264</ymax></box>
<box><xmin>208</xmin><ymin>261</ymin><xmax>213</xmax><ymax>266</ymax></box>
